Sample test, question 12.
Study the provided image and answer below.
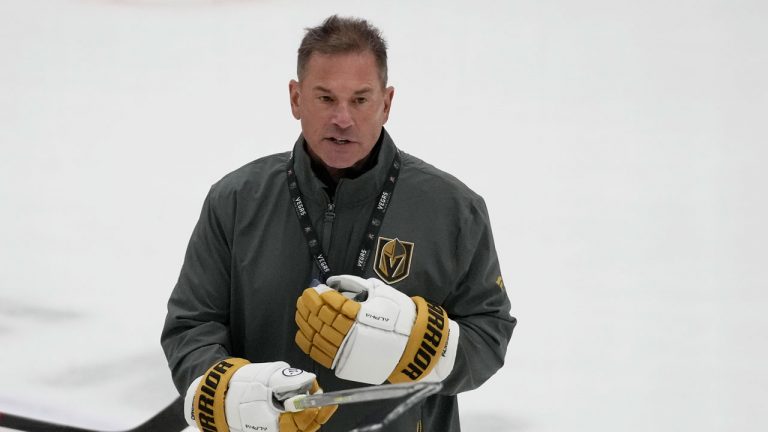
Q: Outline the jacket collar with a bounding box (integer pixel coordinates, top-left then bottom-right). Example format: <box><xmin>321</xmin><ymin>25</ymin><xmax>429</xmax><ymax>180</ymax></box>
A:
<box><xmin>292</xmin><ymin>128</ymin><xmax>398</xmax><ymax>209</ymax></box>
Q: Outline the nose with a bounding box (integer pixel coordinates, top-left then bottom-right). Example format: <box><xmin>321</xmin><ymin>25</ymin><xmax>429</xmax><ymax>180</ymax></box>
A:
<box><xmin>331</xmin><ymin>102</ymin><xmax>353</xmax><ymax>129</ymax></box>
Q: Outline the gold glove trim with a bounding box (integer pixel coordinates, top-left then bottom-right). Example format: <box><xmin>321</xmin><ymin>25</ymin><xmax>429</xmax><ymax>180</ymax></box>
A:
<box><xmin>387</xmin><ymin>296</ymin><xmax>449</xmax><ymax>383</ymax></box>
<box><xmin>194</xmin><ymin>357</ymin><xmax>250</xmax><ymax>432</ymax></box>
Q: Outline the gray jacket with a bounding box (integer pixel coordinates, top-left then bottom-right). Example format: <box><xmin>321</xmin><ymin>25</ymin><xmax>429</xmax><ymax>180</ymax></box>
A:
<box><xmin>161</xmin><ymin>129</ymin><xmax>516</xmax><ymax>431</ymax></box>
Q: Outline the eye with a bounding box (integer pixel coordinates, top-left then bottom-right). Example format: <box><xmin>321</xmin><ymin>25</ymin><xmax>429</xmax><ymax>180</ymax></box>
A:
<box><xmin>355</xmin><ymin>97</ymin><xmax>367</xmax><ymax>105</ymax></box>
<box><xmin>318</xmin><ymin>95</ymin><xmax>334</xmax><ymax>103</ymax></box>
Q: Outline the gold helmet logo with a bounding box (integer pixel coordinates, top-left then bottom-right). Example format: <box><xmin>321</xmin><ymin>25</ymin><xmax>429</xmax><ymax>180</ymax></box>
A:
<box><xmin>374</xmin><ymin>237</ymin><xmax>414</xmax><ymax>284</ymax></box>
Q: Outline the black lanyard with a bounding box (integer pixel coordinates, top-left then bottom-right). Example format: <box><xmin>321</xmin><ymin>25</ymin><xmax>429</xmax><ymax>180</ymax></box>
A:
<box><xmin>287</xmin><ymin>150</ymin><xmax>401</xmax><ymax>283</ymax></box>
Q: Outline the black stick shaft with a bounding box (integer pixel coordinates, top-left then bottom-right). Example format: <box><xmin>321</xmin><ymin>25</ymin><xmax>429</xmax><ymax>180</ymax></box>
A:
<box><xmin>0</xmin><ymin>397</ymin><xmax>185</xmax><ymax>432</ymax></box>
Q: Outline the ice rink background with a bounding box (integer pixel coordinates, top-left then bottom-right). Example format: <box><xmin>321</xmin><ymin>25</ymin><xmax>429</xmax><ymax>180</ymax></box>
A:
<box><xmin>1</xmin><ymin>0</ymin><xmax>767</xmax><ymax>431</ymax></box>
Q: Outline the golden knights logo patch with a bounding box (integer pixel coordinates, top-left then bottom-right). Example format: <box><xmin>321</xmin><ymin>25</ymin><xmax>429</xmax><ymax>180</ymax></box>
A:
<box><xmin>373</xmin><ymin>237</ymin><xmax>414</xmax><ymax>284</ymax></box>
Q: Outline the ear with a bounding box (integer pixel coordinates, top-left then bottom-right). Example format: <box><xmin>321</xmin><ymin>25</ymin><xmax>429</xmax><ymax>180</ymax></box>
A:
<box><xmin>289</xmin><ymin>79</ymin><xmax>301</xmax><ymax>120</ymax></box>
<box><xmin>382</xmin><ymin>86</ymin><xmax>395</xmax><ymax>124</ymax></box>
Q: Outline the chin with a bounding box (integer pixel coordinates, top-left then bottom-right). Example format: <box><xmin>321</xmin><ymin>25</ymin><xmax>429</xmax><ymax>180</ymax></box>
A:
<box><xmin>320</xmin><ymin>151</ymin><xmax>363</xmax><ymax>170</ymax></box>
<box><xmin>323</xmin><ymin>158</ymin><xmax>358</xmax><ymax>170</ymax></box>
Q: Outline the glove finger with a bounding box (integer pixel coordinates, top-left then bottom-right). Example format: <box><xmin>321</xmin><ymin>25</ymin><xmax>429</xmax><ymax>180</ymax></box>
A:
<box><xmin>296</xmin><ymin>288</ymin><xmax>361</xmax><ymax>370</ymax></box>
<box><xmin>296</xmin><ymin>296</ymin><xmax>310</xmax><ymax>320</ymax></box>
<box><xmin>293</xmin><ymin>407</ymin><xmax>320</xmax><ymax>430</ymax></box>
<box><xmin>308</xmin><ymin>380</ymin><xmax>337</xmax><ymax>425</ymax></box>
<box><xmin>278</xmin><ymin>380</ymin><xmax>338</xmax><ymax>431</ymax></box>
<box><xmin>295</xmin><ymin>330</ymin><xmax>313</xmax><ymax>355</ymax></box>
<box><xmin>279</xmin><ymin>413</ymin><xmax>299</xmax><ymax>432</ymax></box>
<box><xmin>311</xmin><ymin>332</ymin><xmax>339</xmax><ymax>359</ymax></box>
<box><xmin>319</xmin><ymin>290</ymin><xmax>346</xmax><ymax>310</ymax></box>
<box><xmin>295</xmin><ymin>311</ymin><xmax>315</xmax><ymax>341</ymax></box>
<box><xmin>315</xmin><ymin>404</ymin><xmax>338</xmax><ymax>425</ymax></box>
<box><xmin>309</xmin><ymin>342</ymin><xmax>335</xmax><ymax>368</ymax></box>
<box><xmin>280</xmin><ymin>409</ymin><xmax>326</xmax><ymax>432</ymax></box>
<box><xmin>301</xmin><ymin>288</ymin><xmax>324</xmax><ymax>314</ymax></box>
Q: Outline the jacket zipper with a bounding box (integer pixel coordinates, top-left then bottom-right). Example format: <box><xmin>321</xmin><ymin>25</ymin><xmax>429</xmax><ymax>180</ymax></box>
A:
<box><xmin>310</xmin><ymin>199</ymin><xmax>335</xmax><ymax>377</ymax></box>
<box><xmin>322</xmin><ymin>201</ymin><xmax>336</xmax><ymax>253</ymax></box>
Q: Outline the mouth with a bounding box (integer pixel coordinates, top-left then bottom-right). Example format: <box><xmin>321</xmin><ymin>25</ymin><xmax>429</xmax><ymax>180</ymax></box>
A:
<box><xmin>326</xmin><ymin>137</ymin><xmax>354</xmax><ymax>145</ymax></box>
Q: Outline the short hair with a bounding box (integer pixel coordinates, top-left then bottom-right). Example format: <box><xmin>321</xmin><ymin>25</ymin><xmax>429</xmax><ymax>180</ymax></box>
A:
<box><xmin>297</xmin><ymin>15</ymin><xmax>389</xmax><ymax>87</ymax></box>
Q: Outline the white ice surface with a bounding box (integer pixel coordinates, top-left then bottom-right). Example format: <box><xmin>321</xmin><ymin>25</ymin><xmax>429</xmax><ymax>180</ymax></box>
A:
<box><xmin>2</xmin><ymin>1</ymin><xmax>767</xmax><ymax>431</ymax></box>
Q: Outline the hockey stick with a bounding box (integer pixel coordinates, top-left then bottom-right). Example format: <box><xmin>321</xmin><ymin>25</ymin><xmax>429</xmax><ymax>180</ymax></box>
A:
<box><xmin>283</xmin><ymin>381</ymin><xmax>441</xmax><ymax>411</ymax></box>
<box><xmin>283</xmin><ymin>381</ymin><xmax>443</xmax><ymax>432</ymax></box>
<box><xmin>0</xmin><ymin>383</ymin><xmax>441</xmax><ymax>432</ymax></box>
<box><xmin>0</xmin><ymin>397</ymin><xmax>186</xmax><ymax>432</ymax></box>
<box><xmin>349</xmin><ymin>382</ymin><xmax>441</xmax><ymax>432</ymax></box>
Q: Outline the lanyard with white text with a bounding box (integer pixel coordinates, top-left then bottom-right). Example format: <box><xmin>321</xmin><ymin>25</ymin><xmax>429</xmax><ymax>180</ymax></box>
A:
<box><xmin>287</xmin><ymin>151</ymin><xmax>401</xmax><ymax>283</ymax></box>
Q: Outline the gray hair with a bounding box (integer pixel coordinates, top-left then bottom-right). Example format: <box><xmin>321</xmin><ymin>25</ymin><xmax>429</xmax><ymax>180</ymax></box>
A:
<box><xmin>297</xmin><ymin>15</ymin><xmax>389</xmax><ymax>87</ymax></box>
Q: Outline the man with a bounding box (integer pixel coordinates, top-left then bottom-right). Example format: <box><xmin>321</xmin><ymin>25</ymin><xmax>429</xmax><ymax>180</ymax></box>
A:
<box><xmin>162</xmin><ymin>15</ymin><xmax>515</xmax><ymax>432</ymax></box>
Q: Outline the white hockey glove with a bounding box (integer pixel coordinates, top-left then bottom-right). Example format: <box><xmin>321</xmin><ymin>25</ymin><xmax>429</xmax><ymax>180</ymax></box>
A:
<box><xmin>294</xmin><ymin>275</ymin><xmax>460</xmax><ymax>385</ymax></box>
<box><xmin>184</xmin><ymin>358</ymin><xmax>337</xmax><ymax>432</ymax></box>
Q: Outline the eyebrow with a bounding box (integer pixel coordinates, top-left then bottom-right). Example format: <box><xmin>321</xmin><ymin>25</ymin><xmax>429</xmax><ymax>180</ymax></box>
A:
<box><xmin>312</xmin><ymin>85</ymin><xmax>373</xmax><ymax>95</ymax></box>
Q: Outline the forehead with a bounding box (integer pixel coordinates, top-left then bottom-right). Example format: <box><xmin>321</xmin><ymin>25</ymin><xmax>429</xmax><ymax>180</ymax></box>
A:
<box><xmin>301</xmin><ymin>51</ymin><xmax>382</xmax><ymax>90</ymax></box>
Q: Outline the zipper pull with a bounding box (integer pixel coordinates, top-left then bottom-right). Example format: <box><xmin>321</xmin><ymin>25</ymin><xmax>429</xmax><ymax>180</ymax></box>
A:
<box><xmin>325</xmin><ymin>202</ymin><xmax>336</xmax><ymax>221</ymax></box>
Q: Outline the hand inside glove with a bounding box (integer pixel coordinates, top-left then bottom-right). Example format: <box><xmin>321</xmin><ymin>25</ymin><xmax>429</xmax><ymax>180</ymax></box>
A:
<box><xmin>294</xmin><ymin>275</ymin><xmax>459</xmax><ymax>385</ymax></box>
<box><xmin>184</xmin><ymin>358</ymin><xmax>336</xmax><ymax>432</ymax></box>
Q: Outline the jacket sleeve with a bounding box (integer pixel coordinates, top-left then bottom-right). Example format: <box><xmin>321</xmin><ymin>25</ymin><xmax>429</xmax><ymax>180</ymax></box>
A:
<box><xmin>160</xmin><ymin>186</ymin><xmax>235</xmax><ymax>395</ymax></box>
<box><xmin>440</xmin><ymin>197</ymin><xmax>516</xmax><ymax>395</ymax></box>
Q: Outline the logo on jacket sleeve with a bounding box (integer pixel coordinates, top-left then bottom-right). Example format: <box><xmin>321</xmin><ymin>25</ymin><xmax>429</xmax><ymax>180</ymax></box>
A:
<box><xmin>373</xmin><ymin>237</ymin><xmax>414</xmax><ymax>284</ymax></box>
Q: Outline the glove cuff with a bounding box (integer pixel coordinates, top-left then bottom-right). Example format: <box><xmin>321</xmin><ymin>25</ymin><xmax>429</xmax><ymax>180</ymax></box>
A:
<box><xmin>387</xmin><ymin>296</ymin><xmax>450</xmax><ymax>383</ymax></box>
<box><xmin>192</xmin><ymin>357</ymin><xmax>251</xmax><ymax>432</ymax></box>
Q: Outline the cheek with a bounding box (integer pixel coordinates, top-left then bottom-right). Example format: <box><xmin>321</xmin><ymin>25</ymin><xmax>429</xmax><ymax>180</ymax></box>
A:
<box><xmin>299</xmin><ymin>111</ymin><xmax>322</xmax><ymax>131</ymax></box>
<box><xmin>364</xmin><ymin>109</ymin><xmax>386</xmax><ymax>130</ymax></box>
<box><xmin>304</xmin><ymin>105</ymin><xmax>331</xmax><ymax>123</ymax></box>
<box><xmin>357</xmin><ymin>106</ymin><xmax>382</xmax><ymax>123</ymax></box>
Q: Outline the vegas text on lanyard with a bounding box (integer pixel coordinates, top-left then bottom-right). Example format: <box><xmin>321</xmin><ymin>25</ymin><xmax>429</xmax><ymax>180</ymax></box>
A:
<box><xmin>287</xmin><ymin>150</ymin><xmax>402</xmax><ymax>283</ymax></box>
